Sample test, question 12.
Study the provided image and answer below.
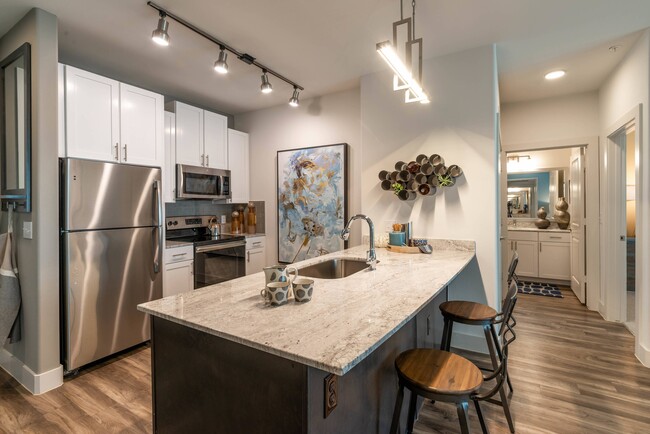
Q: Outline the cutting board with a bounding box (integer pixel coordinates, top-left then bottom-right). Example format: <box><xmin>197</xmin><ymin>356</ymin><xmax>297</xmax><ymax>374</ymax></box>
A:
<box><xmin>386</xmin><ymin>244</ymin><xmax>421</xmax><ymax>254</ymax></box>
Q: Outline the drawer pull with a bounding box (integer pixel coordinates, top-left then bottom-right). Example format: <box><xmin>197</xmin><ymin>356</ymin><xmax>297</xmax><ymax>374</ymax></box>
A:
<box><xmin>550</xmin><ymin>236</ymin><xmax>561</xmax><ymax>239</ymax></box>
<box><xmin>172</xmin><ymin>253</ymin><xmax>188</xmax><ymax>257</ymax></box>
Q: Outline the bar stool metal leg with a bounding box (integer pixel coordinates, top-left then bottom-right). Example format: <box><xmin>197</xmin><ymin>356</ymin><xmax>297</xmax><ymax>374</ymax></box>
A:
<box><xmin>490</xmin><ymin>323</ymin><xmax>513</xmax><ymax>393</ymax></box>
<box><xmin>456</xmin><ymin>401</ymin><xmax>471</xmax><ymax>434</ymax></box>
<box><xmin>474</xmin><ymin>400</ymin><xmax>489</xmax><ymax>434</ymax></box>
<box><xmin>406</xmin><ymin>390</ymin><xmax>417</xmax><ymax>434</ymax></box>
<box><xmin>484</xmin><ymin>325</ymin><xmax>515</xmax><ymax>433</ymax></box>
<box><xmin>441</xmin><ymin>318</ymin><xmax>453</xmax><ymax>351</ymax></box>
<box><xmin>390</xmin><ymin>383</ymin><xmax>405</xmax><ymax>434</ymax></box>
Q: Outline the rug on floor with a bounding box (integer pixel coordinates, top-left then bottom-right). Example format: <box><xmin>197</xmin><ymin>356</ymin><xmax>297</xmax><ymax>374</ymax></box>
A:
<box><xmin>516</xmin><ymin>280</ymin><xmax>563</xmax><ymax>298</ymax></box>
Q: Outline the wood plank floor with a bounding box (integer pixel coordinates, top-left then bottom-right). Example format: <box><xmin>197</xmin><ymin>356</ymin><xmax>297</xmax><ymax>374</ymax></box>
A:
<box><xmin>0</xmin><ymin>289</ymin><xmax>648</xmax><ymax>433</ymax></box>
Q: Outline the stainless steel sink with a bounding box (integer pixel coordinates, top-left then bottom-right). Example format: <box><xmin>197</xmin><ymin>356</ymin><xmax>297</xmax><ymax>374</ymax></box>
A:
<box><xmin>298</xmin><ymin>258</ymin><xmax>376</xmax><ymax>279</ymax></box>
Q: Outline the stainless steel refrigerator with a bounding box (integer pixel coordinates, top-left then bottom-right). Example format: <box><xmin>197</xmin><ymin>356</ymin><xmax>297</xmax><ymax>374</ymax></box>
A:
<box><xmin>60</xmin><ymin>158</ymin><xmax>163</xmax><ymax>372</ymax></box>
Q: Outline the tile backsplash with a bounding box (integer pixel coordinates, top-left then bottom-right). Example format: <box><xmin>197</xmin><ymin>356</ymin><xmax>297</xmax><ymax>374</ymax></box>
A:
<box><xmin>165</xmin><ymin>200</ymin><xmax>265</xmax><ymax>233</ymax></box>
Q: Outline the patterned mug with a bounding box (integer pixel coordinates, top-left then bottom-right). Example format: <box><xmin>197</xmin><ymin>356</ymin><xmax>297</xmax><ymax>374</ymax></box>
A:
<box><xmin>261</xmin><ymin>281</ymin><xmax>290</xmax><ymax>306</ymax></box>
<box><xmin>291</xmin><ymin>277</ymin><xmax>314</xmax><ymax>302</ymax></box>
<box><xmin>263</xmin><ymin>265</ymin><xmax>299</xmax><ymax>285</ymax></box>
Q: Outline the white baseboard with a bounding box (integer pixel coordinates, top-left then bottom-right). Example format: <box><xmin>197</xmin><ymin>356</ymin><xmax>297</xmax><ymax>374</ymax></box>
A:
<box><xmin>449</xmin><ymin>330</ymin><xmax>489</xmax><ymax>354</ymax></box>
<box><xmin>636</xmin><ymin>342</ymin><xmax>650</xmax><ymax>368</ymax></box>
<box><xmin>0</xmin><ymin>348</ymin><xmax>63</xmax><ymax>395</ymax></box>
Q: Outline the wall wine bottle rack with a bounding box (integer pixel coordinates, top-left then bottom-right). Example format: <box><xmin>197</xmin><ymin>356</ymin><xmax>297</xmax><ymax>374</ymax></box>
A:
<box><xmin>377</xmin><ymin>154</ymin><xmax>463</xmax><ymax>201</ymax></box>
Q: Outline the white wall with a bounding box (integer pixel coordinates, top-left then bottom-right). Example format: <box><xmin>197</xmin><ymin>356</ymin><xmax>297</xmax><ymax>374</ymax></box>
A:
<box><xmin>235</xmin><ymin>88</ymin><xmax>362</xmax><ymax>265</ymax></box>
<box><xmin>501</xmin><ymin>91</ymin><xmax>599</xmax><ymax>147</ymax></box>
<box><xmin>598</xmin><ymin>29</ymin><xmax>650</xmax><ymax>366</ymax></box>
<box><xmin>0</xmin><ymin>8</ymin><xmax>62</xmax><ymax>393</ymax></box>
<box><xmin>506</xmin><ymin>148</ymin><xmax>573</xmax><ymax>172</ymax></box>
<box><xmin>361</xmin><ymin>45</ymin><xmax>499</xmax><ymax>351</ymax></box>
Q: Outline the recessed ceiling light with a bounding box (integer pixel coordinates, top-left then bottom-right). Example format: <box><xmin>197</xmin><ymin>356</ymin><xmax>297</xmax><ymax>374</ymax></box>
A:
<box><xmin>545</xmin><ymin>70</ymin><xmax>566</xmax><ymax>80</ymax></box>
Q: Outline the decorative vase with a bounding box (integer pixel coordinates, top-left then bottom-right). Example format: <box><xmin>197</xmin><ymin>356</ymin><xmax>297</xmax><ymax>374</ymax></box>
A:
<box><xmin>535</xmin><ymin>207</ymin><xmax>550</xmax><ymax>229</ymax></box>
<box><xmin>554</xmin><ymin>197</ymin><xmax>571</xmax><ymax>229</ymax></box>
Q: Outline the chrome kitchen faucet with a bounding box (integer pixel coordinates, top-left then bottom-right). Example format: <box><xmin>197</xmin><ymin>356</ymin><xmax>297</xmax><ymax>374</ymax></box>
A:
<box><xmin>341</xmin><ymin>214</ymin><xmax>377</xmax><ymax>270</ymax></box>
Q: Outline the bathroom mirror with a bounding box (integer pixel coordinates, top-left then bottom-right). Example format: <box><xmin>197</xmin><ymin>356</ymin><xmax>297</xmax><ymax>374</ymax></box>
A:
<box><xmin>0</xmin><ymin>43</ymin><xmax>31</xmax><ymax>212</ymax></box>
<box><xmin>506</xmin><ymin>169</ymin><xmax>567</xmax><ymax>220</ymax></box>
<box><xmin>507</xmin><ymin>178</ymin><xmax>537</xmax><ymax>218</ymax></box>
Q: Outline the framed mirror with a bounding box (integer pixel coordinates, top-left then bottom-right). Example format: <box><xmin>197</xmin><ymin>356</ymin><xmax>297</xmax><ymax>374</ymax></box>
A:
<box><xmin>0</xmin><ymin>42</ymin><xmax>31</xmax><ymax>212</ymax></box>
<box><xmin>507</xmin><ymin>169</ymin><xmax>567</xmax><ymax>220</ymax></box>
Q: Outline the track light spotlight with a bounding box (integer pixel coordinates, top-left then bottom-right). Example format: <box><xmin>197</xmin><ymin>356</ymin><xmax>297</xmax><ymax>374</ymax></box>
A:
<box><xmin>288</xmin><ymin>87</ymin><xmax>300</xmax><ymax>107</ymax></box>
<box><xmin>151</xmin><ymin>12</ymin><xmax>170</xmax><ymax>46</ymax></box>
<box><xmin>214</xmin><ymin>47</ymin><xmax>228</xmax><ymax>74</ymax></box>
<box><xmin>260</xmin><ymin>71</ymin><xmax>273</xmax><ymax>94</ymax></box>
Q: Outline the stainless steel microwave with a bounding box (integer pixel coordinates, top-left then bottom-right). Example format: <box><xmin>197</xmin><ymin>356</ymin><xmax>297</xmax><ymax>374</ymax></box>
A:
<box><xmin>176</xmin><ymin>164</ymin><xmax>231</xmax><ymax>200</ymax></box>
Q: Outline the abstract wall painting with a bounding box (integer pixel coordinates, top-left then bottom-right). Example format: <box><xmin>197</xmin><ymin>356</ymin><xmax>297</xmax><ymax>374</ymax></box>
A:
<box><xmin>277</xmin><ymin>143</ymin><xmax>348</xmax><ymax>263</ymax></box>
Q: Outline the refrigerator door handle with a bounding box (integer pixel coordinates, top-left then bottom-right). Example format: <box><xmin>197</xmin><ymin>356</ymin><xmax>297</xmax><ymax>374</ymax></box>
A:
<box><xmin>153</xmin><ymin>180</ymin><xmax>162</xmax><ymax>273</ymax></box>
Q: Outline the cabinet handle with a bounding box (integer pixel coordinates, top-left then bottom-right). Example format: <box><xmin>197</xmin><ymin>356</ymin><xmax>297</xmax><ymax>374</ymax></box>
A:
<box><xmin>114</xmin><ymin>143</ymin><xmax>119</xmax><ymax>161</ymax></box>
<box><xmin>201</xmin><ymin>154</ymin><xmax>205</xmax><ymax>166</ymax></box>
<box><xmin>206</xmin><ymin>155</ymin><xmax>210</xmax><ymax>167</ymax></box>
<box><xmin>247</xmin><ymin>251</ymin><xmax>250</xmax><ymax>262</ymax></box>
<box><xmin>172</xmin><ymin>253</ymin><xmax>187</xmax><ymax>257</ymax></box>
<box><xmin>549</xmin><ymin>236</ymin><xmax>561</xmax><ymax>239</ymax></box>
<box><xmin>123</xmin><ymin>144</ymin><xmax>128</xmax><ymax>161</ymax></box>
<box><xmin>515</xmin><ymin>241</ymin><xmax>518</xmax><ymax>250</ymax></box>
<box><xmin>539</xmin><ymin>243</ymin><xmax>542</xmax><ymax>252</ymax></box>
<box><xmin>190</xmin><ymin>261</ymin><xmax>193</xmax><ymax>275</ymax></box>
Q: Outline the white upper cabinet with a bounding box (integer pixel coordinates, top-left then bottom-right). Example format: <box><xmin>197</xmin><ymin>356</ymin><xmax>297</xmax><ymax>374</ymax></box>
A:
<box><xmin>62</xmin><ymin>65</ymin><xmax>163</xmax><ymax>167</ymax></box>
<box><xmin>170</xmin><ymin>101</ymin><xmax>228</xmax><ymax>169</ymax></box>
<box><xmin>174</xmin><ymin>102</ymin><xmax>204</xmax><ymax>167</ymax></box>
<box><xmin>65</xmin><ymin>65</ymin><xmax>120</xmax><ymax>162</ymax></box>
<box><xmin>228</xmin><ymin>129</ymin><xmax>250</xmax><ymax>203</ymax></box>
<box><xmin>119</xmin><ymin>83</ymin><xmax>164</xmax><ymax>167</ymax></box>
<box><xmin>164</xmin><ymin>112</ymin><xmax>176</xmax><ymax>203</ymax></box>
<box><xmin>204</xmin><ymin>110</ymin><xmax>228</xmax><ymax>169</ymax></box>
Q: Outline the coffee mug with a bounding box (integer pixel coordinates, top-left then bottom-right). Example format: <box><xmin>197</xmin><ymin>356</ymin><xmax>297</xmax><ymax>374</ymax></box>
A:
<box><xmin>292</xmin><ymin>277</ymin><xmax>314</xmax><ymax>302</ymax></box>
<box><xmin>261</xmin><ymin>281</ymin><xmax>290</xmax><ymax>306</ymax></box>
<box><xmin>389</xmin><ymin>231</ymin><xmax>406</xmax><ymax>246</ymax></box>
<box><xmin>263</xmin><ymin>265</ymin><xmax>299</xmax><ymax>285</ymax></box>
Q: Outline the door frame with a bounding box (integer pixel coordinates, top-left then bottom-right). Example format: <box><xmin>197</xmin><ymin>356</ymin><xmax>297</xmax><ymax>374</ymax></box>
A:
<box><xmin>503</xmin><ymin>136</ymin><xmax>600</xmax><ymax>311</ymax></box>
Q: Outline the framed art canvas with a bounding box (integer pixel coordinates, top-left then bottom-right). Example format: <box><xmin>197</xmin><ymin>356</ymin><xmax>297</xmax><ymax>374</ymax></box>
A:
<box><xmin>277</xmin><ymin>143</ymin><xmax>348</xmax><ymax>263</ymax></box>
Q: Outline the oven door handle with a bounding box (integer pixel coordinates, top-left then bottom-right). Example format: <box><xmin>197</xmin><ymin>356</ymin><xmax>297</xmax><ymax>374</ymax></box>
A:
<box><xmin>195</xmin><ymin>241</ymin><xmax>246</xmax><ymax>253</ymax></box>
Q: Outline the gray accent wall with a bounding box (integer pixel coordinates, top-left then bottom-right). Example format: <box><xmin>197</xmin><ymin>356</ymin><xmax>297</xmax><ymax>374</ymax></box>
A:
<box><xmin>0</xmin><ymin>8</ymin><xmax>61</xmax><ymax>384</ymax></box>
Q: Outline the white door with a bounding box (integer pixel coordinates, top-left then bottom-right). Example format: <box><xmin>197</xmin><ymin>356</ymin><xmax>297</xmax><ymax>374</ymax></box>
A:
<box><xmin>163</xmin><ymin>260</ymin><xmax>194</xmax><ymax>297</ymax></box>
<box><xmin>175</xmin><ymin>102</ymin><xmax>204</xmax><ymax>167</ymax></box>
<box><xmin>514</xmin><ymin>240</ymin><xmax>539</xmax><ymax>278</ymax></box>
<box><xmin>228</xmin><ymin>129</ymin><xmax>250</xmax><ymax>203</ymax></box>
<box><xmin>204</xmin><ymin>111</ymin><xmax>228</xmax><ymax>169</ymax></box>
<box><xmin>569</xmin><ymin>150</ymin><xmax>586</xmax><ymax>302</ymax></box>
<box><xmin>119</xmin><ymin>83</ymin><xmax>164</xmax><ymax>167</ymax></box>
<box><xmin>65</xmin><ymin>65</ymin><xmax>120</xmax><ymax>162</ymax></box>
<box><xmin>539</xmin><ymin>242</ymin><xmax>571</xmax><ymax>280</ymax></box>
<box><xmin>246</xmin><ymin>248</ymin><xmax>266</xmax><ymax>275</ymax></box>
<box><xmin>163</xmin><ymin>112</ymin><xmax>176</xmax><ymax>203</ymax></box>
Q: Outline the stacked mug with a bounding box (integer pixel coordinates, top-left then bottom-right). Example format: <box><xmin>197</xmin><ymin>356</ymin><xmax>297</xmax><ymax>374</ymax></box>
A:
<box><xmin>261</xmin><ymin>265</ymin><xmax>314</xmax><ymax>306</ymax></box>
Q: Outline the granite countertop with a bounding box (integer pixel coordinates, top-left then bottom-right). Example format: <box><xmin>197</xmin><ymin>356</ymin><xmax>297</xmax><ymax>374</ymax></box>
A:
<box><xmin>507</xmin><ymin>227</ymin><xmax>571</xmax><ymax>233</ymax></box>
<box><xmin>221</xmin><ymin>232</ymin><xmax>266</xmax><ymax>238</ymax></box>
<box><xmin>165</xmin><ymin>240</ymin><xmax>193</xmax><ymax>249</ymax></box>
<box><xmin>139</xmin><ymin>240</ymin><xmax>475</xmax><ymax>376</ymax></box>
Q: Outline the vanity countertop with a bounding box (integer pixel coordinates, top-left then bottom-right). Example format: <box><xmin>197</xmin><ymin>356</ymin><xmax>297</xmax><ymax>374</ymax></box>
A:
<box><xmin>507</xmin><ymin>227</ymin><xmax>571</xmax><ymax>233</ymax></box>
<box><xmin>139</xmin><ymin>240</ymin><xmax>475</xmax><ymax>376</ymax></box>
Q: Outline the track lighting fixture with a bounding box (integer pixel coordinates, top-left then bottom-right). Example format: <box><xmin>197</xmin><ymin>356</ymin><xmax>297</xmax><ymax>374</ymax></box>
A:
<box><xmin>260</xmin><ymin>71</ymin><xmax>273</xmax><ymax>94</ymax></box>
<box><xmin>214</xmin><ymin>47</ymin><xmax>228</xmax><ymax>74</ymax></box>
<box><xmin>377</xmin><ymin>0</ymin><xmax>428</xmax><ymax>104</ymax></box>
<box><xmin>151</xmin><ymin>12</ymin><xmax>170</xmax><ymax>46</ymax></box>
<box><xmin>288</xmin><ymin>87</ymin><xmax>300</xmax><ymax>107</ymax></box>
<box><xmin>147</xmin><ymin>1</ymin><xmax>304</xmax><ymax>104</ymax></box>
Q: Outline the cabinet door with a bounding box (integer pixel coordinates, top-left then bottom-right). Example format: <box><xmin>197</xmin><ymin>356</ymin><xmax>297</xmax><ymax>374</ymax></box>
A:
<box><xmin>246</xmin><ymin>248</ymin><xmax>265</xmax><ymax>275</ymax></box>
<box><xmin>175</xmin><ymin>102</ymin><xmax>204</xmax><ymax>167</ymax></box>
<box><xmin>163</xmin><ymin>112</ymin><xmax>176</xmax><ymax>203</ymax></box>
<box><xmin>539</xmin><ymin>242</ymin><xmax>571</xmax><ymax>280</ymax></box>
<box><xmin>164</xmin><ymin>260</ymin><xmax>193</xmax><ymax>297</ymax></box>
<box><xmin>204</xmin><ymin>111</ymin><xmax>228</xmax><ymax>169</ymax></box>
<box><xmin>119</xmin><ymin>83</ymin><xmax>164</xmax><ymax>167</ymax></box>
<box><xmin>227</xmin><ymin>129</ymin><xmax>250</xmax><ymax>203</ymax></box>
<box><xmin>65</xmin><ymin>65</ymin><xmax>120</xmax><ymax>162</ymax></box>
<box><xmin>514</xmin><ymin>240</ymin><xmax>538</xmax><ymax>278</ymax></box>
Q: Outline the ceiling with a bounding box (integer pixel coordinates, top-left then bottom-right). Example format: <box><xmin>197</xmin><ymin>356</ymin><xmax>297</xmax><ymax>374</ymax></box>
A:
<box><xmin>2</xmin><ymin>0</ymin><xmax>650</xmax><ymax>114</ymax></box>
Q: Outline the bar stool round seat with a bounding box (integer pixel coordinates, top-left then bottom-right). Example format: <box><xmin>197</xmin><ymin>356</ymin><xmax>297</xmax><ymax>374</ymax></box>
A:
<box><xmin>439</xmin><ymin>300</ymin><xmax>498</xmax><ymax>325</ymax></box>
<box><xmin>395</xmin><ymin>349</ymin><xmax>483</xmax><ymax>397</ymax></box>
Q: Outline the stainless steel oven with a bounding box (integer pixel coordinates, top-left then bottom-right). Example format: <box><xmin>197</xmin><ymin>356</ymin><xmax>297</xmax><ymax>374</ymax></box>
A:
<box><xmin>176</xmin><ymin>164</ymin><xmax>231</xmax><ymax>200</ymax></box>
<box><xmin>194</xmin><ymin>240</ymin><xmax>246</xmax><ymax>288</ymax></box>
<box><xmin>165</xmin><ymin>216</ymin><xmax>246</xmax><ymax>289</ymax></box>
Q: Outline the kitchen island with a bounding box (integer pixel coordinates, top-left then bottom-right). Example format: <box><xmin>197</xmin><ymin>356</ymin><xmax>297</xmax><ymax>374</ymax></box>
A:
<box><xmin>139</xmin><ymin>240</ymin><xmax>475</xmax><ymax>433</ymax></box>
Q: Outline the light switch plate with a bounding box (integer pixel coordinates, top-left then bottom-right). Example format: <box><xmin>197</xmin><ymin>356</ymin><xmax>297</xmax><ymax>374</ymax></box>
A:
<box><xmin>23</xmin><ymin>221</ymin><xmax>32</xmax><ymax>239</ymax></box>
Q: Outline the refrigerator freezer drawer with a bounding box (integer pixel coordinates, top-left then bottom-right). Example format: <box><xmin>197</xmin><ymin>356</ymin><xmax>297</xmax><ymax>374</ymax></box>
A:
<box><xmin>62</xmin><ymin>227</ymin><xmax>162</xmax><ymax>371</ymax></box>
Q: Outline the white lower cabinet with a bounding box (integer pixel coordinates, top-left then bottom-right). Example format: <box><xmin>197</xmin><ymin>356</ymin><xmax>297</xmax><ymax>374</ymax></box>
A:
<box><xmin>163</xmin><ymin>245</ymin><xmax>194</xmax><ymax>297</ymax></box>
<box><xmin>508</xmin><ymin>230</ymin><xmax>570</xmax><ymax>281</ymax></box>
<box><xmin>245</xmin><ymin>236</ymin><xmax>266</xmax><ymax>275</ymax></box>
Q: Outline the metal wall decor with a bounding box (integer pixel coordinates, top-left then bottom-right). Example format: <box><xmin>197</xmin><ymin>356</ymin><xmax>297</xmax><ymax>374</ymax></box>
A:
<box><xmin>377</xmin><ymin>154</ymin><xmax>463</xmax><ymax>201</ymax></box>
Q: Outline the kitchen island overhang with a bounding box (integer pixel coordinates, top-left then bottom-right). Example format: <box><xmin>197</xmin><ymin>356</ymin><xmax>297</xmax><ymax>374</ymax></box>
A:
<box><xmin>139</xmin><ymin>240</ymin><xmax>475</xmax><ymax>433</ymax></box>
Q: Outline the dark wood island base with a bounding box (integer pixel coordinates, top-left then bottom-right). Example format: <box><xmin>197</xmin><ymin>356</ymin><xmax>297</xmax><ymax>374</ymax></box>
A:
<box><xmin>150</xmin><ymin>288</ymin><xmax>447</xmax><ymax>433</ymax></box>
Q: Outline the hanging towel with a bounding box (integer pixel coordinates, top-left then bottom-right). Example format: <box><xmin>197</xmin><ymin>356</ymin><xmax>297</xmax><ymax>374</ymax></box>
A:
<box><xmin>0</xmin><ymin>207</ymin><xmax>21</xmax><ymax>344</ymax></box>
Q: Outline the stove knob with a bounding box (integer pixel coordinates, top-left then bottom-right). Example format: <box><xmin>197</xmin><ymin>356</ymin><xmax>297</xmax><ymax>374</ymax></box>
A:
<box><xmin>167</xmin><ymin>221</ymin><xmax>172</xmax><ymax>226</ymax></box>
<box><xmin>173</xmin><ymin>220</ymin><xmax>178</xmax><ymax>226</ymax></box>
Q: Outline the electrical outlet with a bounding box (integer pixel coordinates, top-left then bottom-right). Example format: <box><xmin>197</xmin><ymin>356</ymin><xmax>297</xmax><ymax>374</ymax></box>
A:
<box><xmin>23</xmin><ymin>221</ymin><xmax>32</xmax><ymax>239</ymax></box>
<box><xmin>324</xmin><ymin>374</ymin><xmax>338</xmax><ymax>418</ymax></box>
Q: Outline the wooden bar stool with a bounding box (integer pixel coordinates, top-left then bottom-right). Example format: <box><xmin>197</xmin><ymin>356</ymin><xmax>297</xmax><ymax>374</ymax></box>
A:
<box><xmin>390</xmin><ymin>281</ymin><xmax>518</xmax><ymax>434</ymax></box>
